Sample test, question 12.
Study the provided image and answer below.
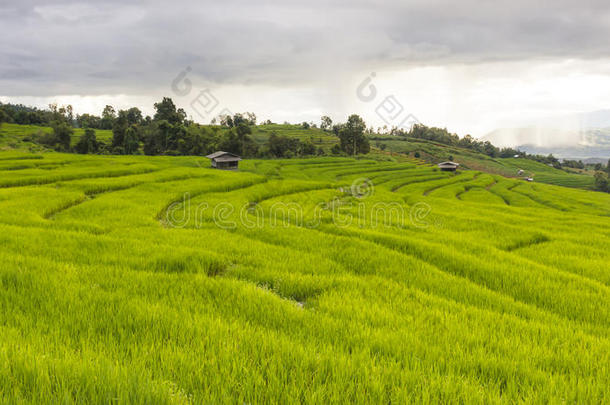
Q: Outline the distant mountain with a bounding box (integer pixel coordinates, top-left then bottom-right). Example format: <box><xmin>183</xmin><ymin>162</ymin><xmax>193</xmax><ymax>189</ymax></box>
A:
<box><xmin>483</xmin><ymin>110</ymin><xmax>610</xmax><ymax>159</ymax></box>
<box><xmin>483</xmin><ymin>127</ymin><xmax>577</xmax><ymax>148</ymax></box>
<box><xmin>580</xmin><ymin>157</ymin><xmax>610</xmax><ymax>165</ymax></box>
<box><xmin>516</xmin><ymin>143</ymin><xmax>610</xmax><ymax>160</ymax></box>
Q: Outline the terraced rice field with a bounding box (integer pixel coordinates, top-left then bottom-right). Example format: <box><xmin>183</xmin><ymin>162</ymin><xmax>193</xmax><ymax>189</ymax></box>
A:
<box><xmin>1</xmin><ymin>151</ymin><xmax>609</xmax><ymax>403</ymax></box>
<box><xmin>378</xmin><ymin>137</ymin><xmax>596</xmax><ymax>190</ymax></box>
<box><xmin>0</xmin><ymin>123</ymin><xmax>114</xmax><ymax>151</ymax></box>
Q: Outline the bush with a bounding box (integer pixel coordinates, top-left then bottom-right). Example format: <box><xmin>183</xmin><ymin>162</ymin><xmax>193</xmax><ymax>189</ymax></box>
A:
<box><xmin>36</xmin><ymin>131</ymin><xmax>58</xmax><ymax>148</ymax></box>
<box><xmin>300</xmin><ymin>140</ymin><xmax>316</xmax><ymax>156</ymax></box>
<box><xmin>51</xmin><ymin>121</ymin><xmax>73</xmax><ymax>151</ymax></box>
<box><xmin>75</xmin><ymin>128</ymin><xmax>98</xmax><ymax>154</ymax></box>
<box><xmin>594</xmin><ymin>171</ymin><xmax>609</xmax><ymax>193</ymax></box>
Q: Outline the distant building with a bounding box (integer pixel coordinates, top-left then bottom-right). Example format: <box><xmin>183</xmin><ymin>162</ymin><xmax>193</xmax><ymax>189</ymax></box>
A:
<box><xmin>517</xmin><ymin>169</ymin><xmax>524</xmax><ymax>176</ymax></box>
<box><xmin>437</xmin><ymin>161</ymin><xmax>459</xmax><ymax>172</ymax></box>
<box><xmin>526</xmin><ymin>177</ymin><xmax>534</xmax><ymax>182</ymax></box>
<box><xmin>206</xmin><ymin>151</ymin><xmax>242</xmax><ymax>170</ymax></box>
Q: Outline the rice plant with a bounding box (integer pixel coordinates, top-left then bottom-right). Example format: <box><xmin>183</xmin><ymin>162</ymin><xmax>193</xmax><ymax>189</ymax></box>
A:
<box><xmin>0</xmin><ymin>152</ymin><xmax>609</xmax><ymax>403</ymax></box>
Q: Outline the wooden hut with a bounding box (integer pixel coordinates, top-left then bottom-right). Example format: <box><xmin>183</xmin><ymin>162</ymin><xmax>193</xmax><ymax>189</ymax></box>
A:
<box><xmin>437</xmin><ymin>161</ymin><xmax>459</xmax><ymax>172</ymax></box>
<box><xmin>206</xmin><ymin>151</ymin><xmax>242</xmax><ymax>170</ymax></box>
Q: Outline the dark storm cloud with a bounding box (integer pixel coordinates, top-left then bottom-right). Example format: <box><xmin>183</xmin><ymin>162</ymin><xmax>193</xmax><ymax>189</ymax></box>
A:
<box><xmin>2</xmin><ymin>0</ymin><xmax>610</xmax><ymax>97</ymax></box>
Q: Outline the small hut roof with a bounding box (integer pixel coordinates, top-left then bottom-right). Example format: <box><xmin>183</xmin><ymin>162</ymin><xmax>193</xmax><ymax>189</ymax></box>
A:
<box><xmin>437</xmin><ymin>161</ymin><xmax>459</xmax><ymax>167</ymax></box>
<box><xmin>214</xmin><ymin>156</ymin><xmax>242</xmax><ymax>162</ymax></box>
<box><xmin>206</xmin><ymin>151</ymin><xmax>241</xmax><ymax>161</ymax></box>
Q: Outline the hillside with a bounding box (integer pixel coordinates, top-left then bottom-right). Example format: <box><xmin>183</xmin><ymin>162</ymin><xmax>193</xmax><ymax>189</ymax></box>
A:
<box><xmin>250</xmin><ymin>123</ymin><xmax>338</xmax><ymax>148</ymax></box>
<box><xmin>0</xmin><ymin>122</ymin><xmax>331</xmax><ymax>151</ymax></box>
<box><xmin>373</xmin><ymin>136</ymin><xmax>597</xmax><ymax>189</ymax></box>
<box><xmin>0</xmin><ymin>122</ymin><xmax>601</xmax><ymax>190</ymax></box>
<box><xmin>0</xmin><ymin>122</ymin><xmax>114</xmax><ymax>151</ymax></box>
<box><xmin>0</xmin><ymin>151</ymin><xmax>609</xmax><ymax>403</ymax></box>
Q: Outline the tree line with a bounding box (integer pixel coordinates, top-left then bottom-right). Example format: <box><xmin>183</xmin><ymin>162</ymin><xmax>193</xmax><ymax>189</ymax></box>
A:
<box><xmin>375</xmin><ymin>123</ymin><xmax>590</xmax><ymax>169</ymax></box>
<box><xmin>593</xmin><ymin>161</ymin><xmax>610</xmax><ymax>192</ymax></box>
<box><xmin>0</xmin><ymin>99</ymin><xmax>371</xmax><ymax>158</ymax></box>
<box><xmin>2</xmin><ymin>99</ymin><xmax>607</xmax><ymax>192</ymax></box>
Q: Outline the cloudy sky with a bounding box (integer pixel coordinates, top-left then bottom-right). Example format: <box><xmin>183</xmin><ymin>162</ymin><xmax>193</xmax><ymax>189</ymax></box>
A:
<box><xmin>2</xmin><ymin>0</ymin><xmax>610</xmax><ymax>139</ymax></box>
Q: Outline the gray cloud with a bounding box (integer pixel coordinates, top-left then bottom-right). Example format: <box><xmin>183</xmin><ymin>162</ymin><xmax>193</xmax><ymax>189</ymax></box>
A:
<box><xmin>2</xmin><ymin>0</ymin><xmax>610</xmax><ymax>98</ymax></box>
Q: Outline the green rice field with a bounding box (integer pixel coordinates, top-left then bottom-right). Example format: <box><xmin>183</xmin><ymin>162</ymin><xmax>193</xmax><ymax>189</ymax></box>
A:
<box><xmin>377</xmin><ymin>137</ymin><xmax>597</xmax><ymax>189</ymax></box>
<box><xmin>0</xmin><ymin>123</ymin><xmax>114</xmax><ymax>152</ymax></box>
<box><xmin>0</xmin><ymin>151</ymin><xmax>609</xmax><ymax>403</ymax></box>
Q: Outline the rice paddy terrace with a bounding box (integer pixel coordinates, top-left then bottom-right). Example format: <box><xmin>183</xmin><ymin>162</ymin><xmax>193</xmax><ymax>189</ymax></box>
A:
<box><xmin>1</xmin><ymin>152</ymin><xmax>609</xmax><ymax>403</ymax></box>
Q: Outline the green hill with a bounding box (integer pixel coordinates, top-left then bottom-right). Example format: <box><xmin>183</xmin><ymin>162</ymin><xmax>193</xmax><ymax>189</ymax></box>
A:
<box><xmin>375</xmin><ymin>136</ymin><xmax>597</xmax><ymax>189</ymax></box>
<box><xmin>0</xmin><ymin>122</ymin><xmax>114</xmax><ymax>151</ymax></box>
<box><xmin>0</xmin><ymin>151</ymin><xmax>609</xmax><ymax>403</ymax></box>
<box><xmin>0</xmin><ymin>122</ymin><xmax>599</xmax><ymax>190</ymax></box>
<box><xmin>250</xmin><ymin>123</ymin><xmax>338</xmax><ymax>148</ymax></box>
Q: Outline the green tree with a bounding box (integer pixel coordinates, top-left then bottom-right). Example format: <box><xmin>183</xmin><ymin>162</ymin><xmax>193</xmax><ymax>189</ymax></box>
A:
<box><xmin>0</xmin><ymin>109</ymin><xmax>7</xmax><ymax>128</ymax></box>
<box><xmin>154</xmin><ymin>97</ymin><xmax>185</xmax><ymax>125</ymax></box>
<box><xmin>63</xmin><ymin>105</ymin><xmax>74</xmax><ymax>124</ymax></box>
<box><xmin>178</xmin><ymin>125</ymin><xmax>218</xmax><ymax>155</ymax></box>
<box><xmin>338</xmin><ymin>114</ymin><xmax>370</xmax><ymax>155</ymax></box>
<box><xmin>123</xmin><ymin>125</ymin><xmax>140</xmax><ymax>154</ymax></box>
<box><xmin>112</xmin><ymin>110</ymin><xmax>129</xmax><ymax>149</ymax></box>
<box><xmin>51</xmin><ymin>121</ymin><xmax>74</xmax><ymax>151</ymax></box>
<box><xmin>300</xmin><ymin>139</ymin><xmax>316</xmax><ymax>155</ymax></box>
<box><xmin>594</xmin><ymin>171</ymin><xmax>609</xmax><ymax>193</ymax></box>
<box><xmin>267</xmin><ymin>132</ymin><xmax>303</xmax><ymax>158</ymax></box>
<box><xmin>483</xmin><ymin>141</ymin><xmax>498</xmax><ymax>158</ymax></box>
<box><xmin>76</xmin><ymin>114</ymin><xmax>101</xmax><ymax>129</ymax></box>
<box><xmin>332</xmin><ymin>123</ymin><xmax>344</xmax><ymax>136</ymax></box>
<box><xmin>126</xmin><ymin>107</ymin><xmax>143</xmax><ymax>126</ymax></box>
<box><xmin>218</xmin><ymin>130</ymin><xmax>241</xmax><ymax>155</ymax></box>
<box><xmin>219</xmin><ymin>114</ymin><xmax>234</xmax><ymax>128</ymax></box>
<box><xmin>320</xmin><ymin>116</ymin><xmax>332</xmax><ymax>131</ymax></box>
<box><xmin>268</xmin><ymin>133</ymin><xmax>287</xmax><ymax>157</ymax></box>
<box><xmin>75</xmin><ymin>128</ymin><xmax>98</xmax><ymax>154</ymax></box>
<box><xmin>101</xmin><ymin>105</ymin><xmax>116</xmax><ymax>129</ymax></box>
<box><xmin>231</xmin><ymin>123</ymin><xmax>257</xmax><ymax>156</ymax></box>
<box><xmin>245</xmin><ymin>112</ymin><xmax>257</xmax><ymax>125</ymax></box>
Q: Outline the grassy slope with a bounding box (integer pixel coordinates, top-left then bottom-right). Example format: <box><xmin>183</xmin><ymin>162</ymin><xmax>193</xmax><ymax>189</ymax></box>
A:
<box><xmin>0</xmin><ymin>123</ymin><xmax>113</xmax><ymax>151</ymax></box>
<box><xmin>250</xmin><ymin>124</ymin><xmax>338</xmax><ymax>147</ymax></box>
<box><xmin>377</xmin><ymin>136</ymin><xmax>596</xmax><ymax>189</ymax></box>
<box><xmin>0</xmin><ymin>151</ymin><xmax>609</xmax><ymax>403</ymax></box>
<box><xmin>0</xmin><ymin>122</ymin><xmax>598</xmax><ymax>189</ymax></box>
